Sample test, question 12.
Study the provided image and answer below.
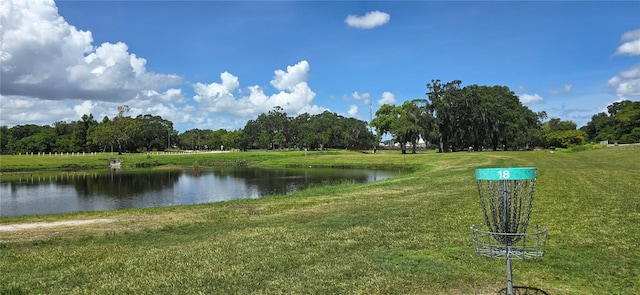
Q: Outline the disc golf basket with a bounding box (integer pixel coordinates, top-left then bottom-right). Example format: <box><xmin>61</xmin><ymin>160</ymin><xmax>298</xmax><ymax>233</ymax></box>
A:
<box><xmin>470</xmin><ymin>168</ymin><xmax>547</xmax><ymax>295</ymax></box>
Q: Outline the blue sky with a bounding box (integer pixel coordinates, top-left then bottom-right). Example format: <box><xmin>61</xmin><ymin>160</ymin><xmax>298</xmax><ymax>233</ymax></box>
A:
<box><xmin>1</xmin><ymin>0</ymin><xmax>639</xmax><ymax>132</ymax></box>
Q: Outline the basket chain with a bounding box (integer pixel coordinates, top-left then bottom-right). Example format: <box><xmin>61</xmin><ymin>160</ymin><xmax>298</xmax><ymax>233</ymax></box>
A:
<box><xmin>477</xmin><ymin>178</ymin><xmax>537</xmax><ymax>245</ymax></box>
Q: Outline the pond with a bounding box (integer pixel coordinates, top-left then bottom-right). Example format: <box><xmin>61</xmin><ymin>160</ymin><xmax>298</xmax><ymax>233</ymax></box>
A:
<box><xmin>0</xmin><ymin>167</ymin><xmax>398</xmax><ymax>217</ymax></box>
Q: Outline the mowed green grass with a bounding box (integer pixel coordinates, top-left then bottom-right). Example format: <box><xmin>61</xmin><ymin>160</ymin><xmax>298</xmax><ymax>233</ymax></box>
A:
<box><xmin>0</xmin><ymin>148</ymin><xmax>638</xmax><ymax>294</ymax></box>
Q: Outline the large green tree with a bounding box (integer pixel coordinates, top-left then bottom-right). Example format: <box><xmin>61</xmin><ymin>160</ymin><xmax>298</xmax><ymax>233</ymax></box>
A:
<box><xmin>179</xmin><ymin>129</ymin><xmax>204</xmax><ymax>150</ymax></box>
<box><xmin>539</xmin><ymin>117</ymin><xmax>585</xmax><ymax>148</ymax></box>
<box><xmin>479</xmin><ymin>85</ymin><xmax>539</xmax><ymax>151</ymax></box>
<box><xmin>582</xmin><ymin>100</ymin><xmax>640</xmax><ymax>144</ymax></box>
<box><xmin>3</xmin><ymin>124</ymin><xmax>53</xmax><ymax>154</ymax></box>
<box><xmin>87</xmin><ymin>116</ymin><xmax>115</xmax><ymax>153</ymax></box>
<box><xmin>425</xmin><ymin>80</ymin><xmax>540</xmax><ymax>152</ymax></box>
<box><xmin>137</xmin><ymin>114</ymin><xmax>173</xmax><ymax>152</ymax></box>
<box><xmin>72</xmin><ymin>114</ymin><xmax>98</xmax><ymax>152</ymax></box>
<box><xmin>0</xmin><ymin>125</ymin><xmax>8</xmax><ymax>154</ymax></box>
<box><xmin>308</xmin><ymin>111</ymin><xmax>337</xmax><ymax>150</ymax></box>
<box><xmin>240</xmin><ymin>106</ymin><xmax>289</xmax><ymax>150</ymax></box>
<box><xmin>371</xmin><ymin>101</ymin><xmax>427</xmax><ymax>154</ymax></box>
<box><xmin>426</xmin><ymin>79</ymin><xmax>463</xmax><ymax>152</ymax></box>
<box><xmin>240</xmin><ymin>109</ymin><xmax>374</xmax><ymax>151</ymax></box>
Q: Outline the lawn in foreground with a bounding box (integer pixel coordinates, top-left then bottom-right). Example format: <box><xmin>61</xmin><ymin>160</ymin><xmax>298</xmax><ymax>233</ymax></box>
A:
<box><xmin>1</xmin><ymin>148</ymin><xmax>638</xmax><ymax>294</ymax></box>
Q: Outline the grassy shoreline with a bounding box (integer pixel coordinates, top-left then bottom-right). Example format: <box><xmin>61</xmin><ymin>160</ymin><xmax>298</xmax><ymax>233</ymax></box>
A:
<box><xmin>0</xmin><ymin>149</ymin><xmax>416</xmax><ymax>173</ymax></box>
<box><xmin>1</xmin><ymin>148</ymin><xmax>639</xmax><ymax>294</ymax></box>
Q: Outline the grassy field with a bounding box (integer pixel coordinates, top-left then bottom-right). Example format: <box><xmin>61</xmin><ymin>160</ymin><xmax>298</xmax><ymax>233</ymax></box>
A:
<box><xmin>0</xmin><ymin>147</ymin><xmax>639</xmax><ymax>294</ymax></box>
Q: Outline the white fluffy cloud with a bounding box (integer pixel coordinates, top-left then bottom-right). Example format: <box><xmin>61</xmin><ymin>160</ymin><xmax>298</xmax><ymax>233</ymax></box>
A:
<box><xmin>378</xmin><ymin>91</ymin><xmax>396</xmax><ymax>105</ymax></box>
<box><xmin>0</xmin><ymin>0</ymin><xmax>181</xmax><ymax>101</ymax></box>
<box><xmin>549</xmin><ymin>84</ymin><xmax>573</xmax><ymax>95</ymax></box>
<box><xmin>0</xmin><ymin>95</ymin><xmax>81</xmax><ymax>126</ymax></box>
<box><xmin>138</xmin><ymin>88</ymin><xmax>187</xmax><ymax>104</ymax></box>
<box><xmin>351</xmin><ymin>91</ymin><xmax>369</xmax><ymax>100</ymax></box>
<box><xmin>193</xmin><ymin>60</ymin><xmax>324</xmax><ymax>119</ymax></box>
<box><xmin>0</xmin><ymin>0</ymin><xmax>191</xmax><ymax>129</ymax></box>
<box><xmin>271</xmin><ymin>61</ymin><xmax>309</xmax><ymax>91</ymax></box>
<box><xmin>352</xmin><ymin>91</ymin><xmax>372</xmax><ymax>105</ymax></box>
<box><xmin>345</xmin><ymin>11</ymin><xmax>390</xmax><ymax>29</ymax></box>
<box><xmin>193</xmin><ymin>72</ymin><xmax>240</xmax><ymax>102</ymax></box>
<box><xmin>609</xmin><ymin>29</ymin><xmax>640</xmax><ymax>98</ymax></box>
<box><xmin>519</xmin><ymin>93</ymin><xmax>544</xmax><ymax>104</ymax></box>
<box><xmin>608</xmin><ymin>29</ymin><xmax>640</xmax><ymax>100</ymax></box>
<box><xmin>73</xmin><ymin>100</ymin><xmax>96</xmax><ymax>118</ymax></box>
<box><xmin>614</xmin><ymin>29</ymin><xmax>640</xmax><ymax>56</ymax></box>
<box><xmin>608</xmin><ymin>65</ymin><xmax>640</xmax><ymax>97</ymax></box>
<box><xmin>348</xmin><ymin>104</ymin><xmax>359</xmax><ymax>116</ymax></box>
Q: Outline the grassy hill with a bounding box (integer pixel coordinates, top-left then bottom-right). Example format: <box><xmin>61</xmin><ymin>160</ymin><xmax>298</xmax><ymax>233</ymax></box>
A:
<box><xmin>1</xmin><ymin>147</ymin><xmax>638</xmax><ymax>294</ymax></box>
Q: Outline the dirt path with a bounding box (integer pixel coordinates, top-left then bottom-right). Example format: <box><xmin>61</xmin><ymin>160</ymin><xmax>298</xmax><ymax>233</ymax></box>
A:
<box><xmin>0</xmin><ymin>218</ymin><xmax>116</xmax><ymax>232</ymax></box>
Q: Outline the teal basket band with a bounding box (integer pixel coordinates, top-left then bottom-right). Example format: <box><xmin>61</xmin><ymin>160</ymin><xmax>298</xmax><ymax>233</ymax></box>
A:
<box><xmin>475</xmin><ymin>167</ymin><xmax>537</xmax><ymax>181</ymax></box>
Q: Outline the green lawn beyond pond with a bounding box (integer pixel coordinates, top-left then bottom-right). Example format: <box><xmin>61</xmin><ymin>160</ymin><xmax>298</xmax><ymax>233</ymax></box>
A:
<box><xmin>1</xmin><ymin>147</ymin><xmax>639</xmax><ymax>294</ymax></box>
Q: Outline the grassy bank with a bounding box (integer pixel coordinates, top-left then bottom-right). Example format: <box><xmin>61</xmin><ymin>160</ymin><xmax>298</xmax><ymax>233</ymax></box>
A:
<box><xmin>1</xmin><ymin>148</ymin><xmax>639</xmax><ymax>294</ymax></box>
<box><xmin>0</xmin><ymin>149</ymin><xmax>413</xmax><ymax>172</ymax></box>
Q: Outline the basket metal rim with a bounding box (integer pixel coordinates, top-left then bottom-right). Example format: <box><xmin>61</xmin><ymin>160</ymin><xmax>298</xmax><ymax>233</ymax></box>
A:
<box><xmin>475</xmin><ymin>167</ymin><xmax>537</xmax><ymax>180</ymax></box>
<box><xmin>470</xmin><ymin>223</ymin><xmax>547</xmax><ymax>236</ymax></box>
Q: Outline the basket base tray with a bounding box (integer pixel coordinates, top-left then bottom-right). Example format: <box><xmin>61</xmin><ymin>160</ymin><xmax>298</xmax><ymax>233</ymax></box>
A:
<box><xmin>471</xmin><ymin>223</ymin><xmax>547</xmax><ymax>260</ymax></box>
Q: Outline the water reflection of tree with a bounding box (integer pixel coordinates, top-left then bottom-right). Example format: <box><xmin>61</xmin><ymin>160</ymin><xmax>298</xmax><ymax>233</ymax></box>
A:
<box><xmin>3</xmin><ymin>168</ymin><xmax>393</xmax><ymax>216</ymax></box>
<box><xmin>207</xmin><ymin>167</ymin><xmax>371</xmax><ymax>195</ymax></box>
<box><xmin>67</xmin><ymin>171</ymin><xmax>181</xmax><ymax>198</ymax></box>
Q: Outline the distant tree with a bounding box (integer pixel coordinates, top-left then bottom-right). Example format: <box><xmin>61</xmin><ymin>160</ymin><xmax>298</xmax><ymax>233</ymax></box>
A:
<box><xmin>72</xmin><ymin>114</ymin><xmax>97</xmax><ymax>152</ymax></box>
<box><xmin>137</xmin><ymin>114</ymin><xmax>173</xmax><ymax>152</ymax></box>
<box><xmin>426</xmin><ymin>79</ymin><xmax>463</xmax><ymax>152</ymax></box>
<box><xmin>240</xmin><ymin>119</ymin><xmax>261</xmax><ymax>150</ymax></box>
<box><xmin>582</xmin><ymin>100</ymin><xmax>640</xmax><ymax>143</ymax></box>
<box><xmin>610</xmin><ymin>100</ymin><xmax>640</xmax><ymax>143</ymax></box>
<box><xmin>179</xmin><ymin>129</ymin><xmax>204</xmax><ymax>150</ymax></box>
<box><xmin>8</xmin><ymin>126</ymin><xmax>56</xmax><ymax>154</ymax></box>
<box><xmin>290</xmin><ymin>113</ymin><xmax>312</xmax><ymax>149</ymax></box>
<box><xmin>240</xmin><ymin>106</ymin><xmax>290</xmax><ymax>150</ymax></box>
<box><xmin>112</xmin><ymin>116</ymin><xmax>141</xmax><ymax>153</ymax></box>
<box><xmin>399</xmin><ymin>100</ymin><xmax>429</xmax><ymax>153</ymax></box>
<box><xmin>273</xmin><ymin>132</ymin><xmax>286</xmax><ymax>149</ymax></box>
<box><xmin>371</xmin><ymin>101</ymin><xmax>424</xmax><ymax>154</ymax></box>
<box><xmin>478</xmin><ymin>85</ymin><xmax>538</xmax><ymax>151</ymax></box>
<box><xmin>424</xmin><ymin>80</ymin><xmax>539</xmax><ymax>151</ymax></box>
<box><xmin>221</xmin><ymin>130</ymin><xmax>242</xmax><ymax>150</ymax></box>
<box><xmin>7</xmin><ymin>124</ymin><xmax>42</xmax><ymax>140</ymax></box>
<box><xmin>51</xmin><ymin>121</ymin><xmax>76</xmax><ymax>152</ymax></box>
<box><xmin>87</xmin><ymin>117</ymin><xmax>115</xmax><ymax>153</ymax></box>
<box><xmin>412</xmin><ymin>99</ymin><xmax>436</xmax><ymax>149</ymax></box>
<box><xmin>530</xmin><ymin>111</ymin><xmax>549</xmax><ymax>147</ymax></box>
<box><xmin>546</xmin><ymin>130</ymin><xmax>586</xmax><ymax>148</ymax></box>
<box><xmin>539</xmin><ymin>117</ymin><xmax>580</xmax><ymax>147</ymax></box>
<box><xmin>112</xmin><ymin>105</ymin><xmax>135</xmax><ymax>153</ymax></box>
<box><xmin>266</xmin><ymin>106</ymin><xmax>289</xmax><ymax>149</ymax></box>
<box><xmin>370</xmin><ymin>104</ymin><xmax>396</xmax><ymax>144</ymax></box>
<box><xmin>582</xmin><ymin>112</ymin><xmax>615</xmax><ymax>142</ymax></box>
<box><xmin>309</xmin><ymin>111</ymin><xmax>335</xmax><ymax>150</ymax></box>
<box><xmin>547</xmin><ymin>118</ymin><xmax>577</xmax><ymax>132</ymax></box>
<box><xmin>0</xmin><ymin>125</ymin><xmax>8</xmax><ymax>154</ymax></box>
<box><xmin>4</xmin><ymin>124</ymin><xmax>48</xmax><ymax>154</ymax></box>
<box><xmin>619</xmin><ymin>127</ymin><xmax>640</xmax><ymax>144</ymax></box>
<box><xmin>342</xmin><ymin>117</ymin><xmax>375</xmax><ymax>149</ymax></box>
<box><xmin>214</xmin><ymin>129</ymin><xmax>229</xmax><ymax>150</ymax></box>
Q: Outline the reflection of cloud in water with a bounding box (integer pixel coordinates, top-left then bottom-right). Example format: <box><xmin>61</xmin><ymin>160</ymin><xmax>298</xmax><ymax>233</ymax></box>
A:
<box><xmin>1</xmin><ymin>168</ymin><xmax>397</xmax><ymax>217</ymax></box>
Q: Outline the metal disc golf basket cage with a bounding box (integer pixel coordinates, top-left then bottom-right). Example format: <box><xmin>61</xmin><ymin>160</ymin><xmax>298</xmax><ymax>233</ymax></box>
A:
<box><xmin>470</xmin><ymin>168</ymin><xmax>547</xmax><ymax>295</ymax></box>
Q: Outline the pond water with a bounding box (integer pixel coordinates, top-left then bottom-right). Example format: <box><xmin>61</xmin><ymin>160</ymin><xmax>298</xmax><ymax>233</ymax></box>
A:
<box><xmin>0</xmin><ymin>167</ymin><xmax>398</xmax><ymax>217</ymax></box>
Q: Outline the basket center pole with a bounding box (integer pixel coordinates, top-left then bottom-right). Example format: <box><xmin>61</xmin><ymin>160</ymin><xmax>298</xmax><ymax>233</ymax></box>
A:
<box><xmin>506</xmin><ymin>246</ymin><xmax>514</xmax><ymax>295</ymax></box>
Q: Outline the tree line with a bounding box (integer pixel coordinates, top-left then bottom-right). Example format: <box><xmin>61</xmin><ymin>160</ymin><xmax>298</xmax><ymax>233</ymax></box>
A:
<box><xmin>581</xmin><ymin>100</ymin><xmax>640</xmax><ymax>144</ymax></box>
<box><xmin>1</xmin><ymin>80</ymin><xmax>638</xmax><ymax>155</ymax></box>
<box><xmin>374</xmin><ymin>80</ymin><xmax>544</xmax><ymax>153</ymax></box>
<box><xmin>0</xmin><ymin>106</ymin><xmax>375</xmax><ymax>154</ymax></box>
<box><xmin>371</xmin><ymin>80</ymin><xmax>638</xmax><ymax>153</ymax></box>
